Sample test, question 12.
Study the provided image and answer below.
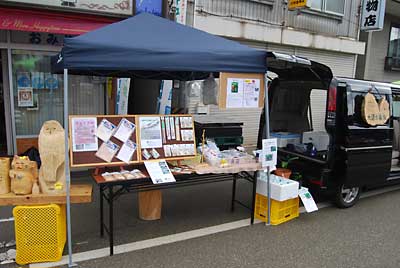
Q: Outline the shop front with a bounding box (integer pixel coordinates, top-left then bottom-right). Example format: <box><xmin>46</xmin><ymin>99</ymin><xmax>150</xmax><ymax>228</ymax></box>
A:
<box><xmin>0</xmin><ymin>3</ymin><xmax>131</xmax><ymax>155</ymax></box>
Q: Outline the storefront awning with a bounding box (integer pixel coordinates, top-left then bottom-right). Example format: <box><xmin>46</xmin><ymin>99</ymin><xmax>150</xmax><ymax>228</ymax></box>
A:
<box><xmin>0</xmin><ymin>7</ymin><xmax>118</xmax><ymax>35</ymax></box>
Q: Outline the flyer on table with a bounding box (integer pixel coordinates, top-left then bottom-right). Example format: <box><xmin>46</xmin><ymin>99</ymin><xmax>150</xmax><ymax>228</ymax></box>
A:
<box><xmin>144</xmin><ymin>160</ymin><xmax>176</xmax><ymax>184</ymax></box>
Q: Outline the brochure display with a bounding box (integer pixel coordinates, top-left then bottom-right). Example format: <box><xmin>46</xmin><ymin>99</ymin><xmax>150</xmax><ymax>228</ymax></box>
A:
<box><xmin>69</xmin><ymin>114</ymin><xmax>196</xmax><ymax>167</ymax></box>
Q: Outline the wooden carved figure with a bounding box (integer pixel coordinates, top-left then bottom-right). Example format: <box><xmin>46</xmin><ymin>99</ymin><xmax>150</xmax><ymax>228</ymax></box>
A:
<box><xmin>9</xmin><ymin>156</ymin><xmax>38</xmax><ymax>195</ymax></box>
<box><xmin>38</xmin><ymin>120</ymin><xmax>66</xmax><ymax>194</ymax></box>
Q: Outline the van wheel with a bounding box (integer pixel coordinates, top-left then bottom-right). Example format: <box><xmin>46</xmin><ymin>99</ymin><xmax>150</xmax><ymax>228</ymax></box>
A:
<box><xmin>334</xmin><ymin>184</ymin><xmax>361</xmax><ymax>208</ymax></box>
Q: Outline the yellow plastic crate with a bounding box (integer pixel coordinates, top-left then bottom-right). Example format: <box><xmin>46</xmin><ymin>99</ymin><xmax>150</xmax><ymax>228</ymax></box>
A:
<box><xmin>255</xmin><ymin>194</ymin><xmax>299</xmax><ymax>225</ymax></box>
<box><xmin>13</xmin><ymin>204</ymin><xmax>66</xmax><ymax>265</ymax></box>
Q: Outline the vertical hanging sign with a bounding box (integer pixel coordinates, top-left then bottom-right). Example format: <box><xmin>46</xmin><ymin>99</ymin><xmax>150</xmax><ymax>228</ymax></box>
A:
<box><xmin>360</xmin><ymin>0</ymin><xmax>386</xmax><ymax>32</ymax></box>
<box><xmin>175</xmin><ymin>0</ymin><xmax>187</xmax><ymax>25</ymax></box>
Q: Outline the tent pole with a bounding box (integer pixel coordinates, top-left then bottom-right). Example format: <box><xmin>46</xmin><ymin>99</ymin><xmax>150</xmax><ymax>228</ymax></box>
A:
<box><xmin>64</xmin><ymin>68</ymin><xmax>74</xmax><ymax>267</ymax></box>
<box><xmin>264</xmin><ymin>73</ymin><xmax>271</xmax><ymax>226</ymax></box>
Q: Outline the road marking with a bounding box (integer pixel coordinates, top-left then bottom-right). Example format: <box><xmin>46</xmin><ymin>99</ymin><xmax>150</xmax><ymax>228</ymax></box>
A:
<box><xmin>30</xmin><ymin>185</ymin><xmax>400</xmax><ymax>268</ymax></box>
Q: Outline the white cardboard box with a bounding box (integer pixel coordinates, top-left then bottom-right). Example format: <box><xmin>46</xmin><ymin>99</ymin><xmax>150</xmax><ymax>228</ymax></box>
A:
<box><xmin>256</xmin><ymin>173</ymin><xmax>299</xmax><ymax>201</ymax></box>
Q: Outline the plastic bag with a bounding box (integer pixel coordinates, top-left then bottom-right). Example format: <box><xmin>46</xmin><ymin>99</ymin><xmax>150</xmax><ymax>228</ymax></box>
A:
<box><xmin>202</xmin><ymin>76</ymin><xmax>219</xmax><ymax>105</ymax></box>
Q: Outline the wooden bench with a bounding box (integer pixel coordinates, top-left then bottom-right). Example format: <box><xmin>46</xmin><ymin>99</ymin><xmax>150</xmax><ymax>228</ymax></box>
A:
<box><xmin>0</xmin><ymin>184</ymin><xmax>92</xmax><ymax>206</ymax></box>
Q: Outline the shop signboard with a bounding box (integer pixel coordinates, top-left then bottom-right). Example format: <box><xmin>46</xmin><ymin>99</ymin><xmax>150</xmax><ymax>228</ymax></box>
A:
<box><xmin>360</xmin><ymin>0</ymin><xmax>386</xmax><ymax>32</ymax></box>
<box><xmin>3</xmin><ymin>0</ymin><xmax>133</xmax><ymax>16</ymax></box>
<box><xmin>288</xmin><ymin>0</ymin><xmax>309</xmax><ymax>11</ymax></box>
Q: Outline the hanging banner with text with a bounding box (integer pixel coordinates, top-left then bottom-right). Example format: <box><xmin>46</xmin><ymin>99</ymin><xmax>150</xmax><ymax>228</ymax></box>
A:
<box><xmin>361</xmin><ymin>0</ymin><xmax>386</xmax><ymax>32</ymax></box>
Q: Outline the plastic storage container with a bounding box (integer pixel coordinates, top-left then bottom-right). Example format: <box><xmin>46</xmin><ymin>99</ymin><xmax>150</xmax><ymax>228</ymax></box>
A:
<box><xmin>254</xmin><ymin>194</ymin><xmax>299</xmax><ymax>225</ymax></box>
<box><xmin>13</xmin><ymin>204</ymin><xmax>66</xmax><ymax>265</ymax></box>
<box><xmin>271</xmin><ymin>132</ymin><xmax>301</xmax><ymax>148</ymax></box>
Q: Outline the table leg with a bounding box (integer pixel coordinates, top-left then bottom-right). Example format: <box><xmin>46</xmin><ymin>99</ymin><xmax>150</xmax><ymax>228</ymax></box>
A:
<box><xmin>109</xmin><ymin>186</ymin><xmax>114</xmax><ymax>256</ymax></box>
<box><xmin>100</xmin><ymin>186</ymin><xmax>104</xmax><ymax>237</ymax></box>
<box><xmin>250</xmin><ymin>172</ymin><xmax>258</xmax><ymax>225</ymax></box>
<box><xmin>231</xmin><ymin>175</ymin><xmax>237</xmax><ymax>212</ymax></box>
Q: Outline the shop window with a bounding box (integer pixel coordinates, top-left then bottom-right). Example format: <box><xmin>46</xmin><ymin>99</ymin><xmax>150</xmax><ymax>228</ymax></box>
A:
<box><xmin>12</xmin><ymin>50</ymin><xmax>106</xmax><ymax>136</ymax></box>
<box><xmin>308</xmin><ymin>0</ymin><xmax>345</xmax><ymax>15</ymax></box>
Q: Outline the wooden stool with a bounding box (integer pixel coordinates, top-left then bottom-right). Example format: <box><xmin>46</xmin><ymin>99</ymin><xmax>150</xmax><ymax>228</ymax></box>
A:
<box><xmin>138</xmin><ymin>190</ymin><xmax>162</xmax><ymax>220</ymax></box>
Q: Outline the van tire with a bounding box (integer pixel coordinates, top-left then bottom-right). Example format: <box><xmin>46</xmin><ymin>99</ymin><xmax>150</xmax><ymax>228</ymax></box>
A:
<box><xmin>333</xmin><ymin>183</ymin><xmax>361</xmax><ymax>208</ymax></box>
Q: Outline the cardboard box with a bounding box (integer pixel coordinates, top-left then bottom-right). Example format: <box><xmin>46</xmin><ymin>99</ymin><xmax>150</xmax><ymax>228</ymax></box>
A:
<box><xmin>256</xmin><ymin>173</ymin><xmax>299</xmax><ymax>201</ymax></box>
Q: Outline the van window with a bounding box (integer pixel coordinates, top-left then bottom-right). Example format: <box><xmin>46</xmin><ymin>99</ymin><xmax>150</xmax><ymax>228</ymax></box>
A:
<box><xmin>393</xmin><ymin>95</ymin><xmax>400</xmax><ymax>118</ymax></box>
<box><xmin>347</xmin><ymin>92</ymin><xmax>391</xmax><ymax>127</ymax></box>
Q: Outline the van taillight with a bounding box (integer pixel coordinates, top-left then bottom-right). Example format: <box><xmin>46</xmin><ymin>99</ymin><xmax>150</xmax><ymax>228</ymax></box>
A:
<box><xmin>328</xmin><ymin>86</ymin><xmax>337</xmax><ymax>112</ymax></box>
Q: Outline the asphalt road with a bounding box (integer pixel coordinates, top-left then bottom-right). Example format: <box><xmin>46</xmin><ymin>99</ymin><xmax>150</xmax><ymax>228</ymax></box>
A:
<box><xmin>70</xmin><ymin>188</ymin><xmax>400</xmax><ymax>268</ymax></box>
<box><xmin>2</xmin><ymin>176</ymin><xmax>400</xmax><ymax>268</ymax></box>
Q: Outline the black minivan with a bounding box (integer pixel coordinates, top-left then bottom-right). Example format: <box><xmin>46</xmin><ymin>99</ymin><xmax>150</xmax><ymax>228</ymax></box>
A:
<box><xmin>259</xmin><ymin>52</ymin><xmax>400</xmax><ymax>208</ymax></box>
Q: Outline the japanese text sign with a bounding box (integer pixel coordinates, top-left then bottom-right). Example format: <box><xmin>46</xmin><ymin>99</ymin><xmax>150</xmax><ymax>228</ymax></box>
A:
<box><xmin>288</xmin><ymin>0</ymin><xmax>308</xmax><ymax>11</ymax></box>
<box><xmin>361</xmin><ymin>0</ymin><xmax>386</xmax><ymax>32</ymax></box>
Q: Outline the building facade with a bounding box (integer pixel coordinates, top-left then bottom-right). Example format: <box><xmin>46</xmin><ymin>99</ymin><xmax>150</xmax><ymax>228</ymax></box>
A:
<box><xmin>356</xmin><ymin>0</ymin><xmax>400</xmax><ymax>82</ymax></box>
<box><xmin>0</xmin><ymin>0</ymin><xmax>169</xmax><ymax>156</ymax></box>
<box><xmin>184</xmin><ymin>0</ymin><xmax>366</xmax><ymax>148</ymax></box>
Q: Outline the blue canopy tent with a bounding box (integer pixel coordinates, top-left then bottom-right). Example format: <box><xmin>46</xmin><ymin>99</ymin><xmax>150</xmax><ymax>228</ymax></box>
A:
<box><xmin>53</xmin><ymin>13</ymin><xmax>269</xmax><ymax>267</ymax></box>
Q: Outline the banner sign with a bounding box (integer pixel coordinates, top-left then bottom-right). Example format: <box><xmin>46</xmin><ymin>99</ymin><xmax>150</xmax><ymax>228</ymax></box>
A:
<box><xmin>175</xmin><ymin>0</ymin><xmax>187</xmax><ymax>25</ymax></box>
<box><xmin>361</xmin><ymin>0</ymin><xmax>386</xmax><ymax>32</ymax></box>
<box><xmin>136</xmin><ymin>0</ymin><xmax>163</xmax><ymax>17</ymax></box>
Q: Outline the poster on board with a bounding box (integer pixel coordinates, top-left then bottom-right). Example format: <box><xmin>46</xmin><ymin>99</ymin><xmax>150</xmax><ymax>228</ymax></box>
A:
<box><xmin>139</xmin><ymin>116</ymin><xmax>163</xmax><ymax>149</ymax></box>
<box><xmin>71</xmin><ymin>117</ymin><xmax>98</xmax><ymax>152</ymax></box>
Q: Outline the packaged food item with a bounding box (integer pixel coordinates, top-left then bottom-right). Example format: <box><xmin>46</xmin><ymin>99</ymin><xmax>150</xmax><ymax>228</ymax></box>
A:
<box><xmin>121</xmin><ymin>171</ymin><xmax>135</xmax><ymax>180</ymax></box>
<box><xmin>142</xmin><ymin>149</ymin><xmax>152</xmax><ymax>160</ymax></box>
<box><xmin>102</xmin><ymin>172</ymin><xmax>115</xmax><ymax>181</ymax></box>
<box><xmin>112</xmin><ymin>172</ymin><xmax>125</xmax><ymax>181</ymax></box>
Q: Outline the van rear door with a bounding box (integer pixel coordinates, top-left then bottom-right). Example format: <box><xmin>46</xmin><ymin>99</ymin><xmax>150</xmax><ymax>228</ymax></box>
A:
<box><xmin>338</xmin><ymin>79</ymin><xmax>392</xmax><ymax>188</ymax></box>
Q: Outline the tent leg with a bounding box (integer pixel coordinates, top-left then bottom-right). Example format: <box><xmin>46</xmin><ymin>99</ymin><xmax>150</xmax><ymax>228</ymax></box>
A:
<box><xmin>264</xmin><ymin>74</ymin><xmax>271</xmax><ymax>226</ymax></box>
<box><xmin>64</xmin><ymin>69</ymin><xmax>75</xmax><ymax>267</ymax></box>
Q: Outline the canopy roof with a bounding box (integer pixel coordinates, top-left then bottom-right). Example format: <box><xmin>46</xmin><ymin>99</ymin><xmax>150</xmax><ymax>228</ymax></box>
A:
<box><xmin>53</xmin><ymin>13</ymin><xmax>267</xmax><ymax>80</ymax></box>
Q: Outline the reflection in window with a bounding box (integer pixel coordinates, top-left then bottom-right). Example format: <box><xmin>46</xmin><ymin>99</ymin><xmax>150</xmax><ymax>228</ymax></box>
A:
<box><xmin>388</xmin><ymin>25</ymin><xmax>400</xmax><ymax>60</ymax></box>
<box><xmin>12</xmin><ymin>50</ymin><xmax>106</xmax><ymax>136</ymax></box>
<box><xmin>309</xmin><ymin>0</ymin><xmax>345</xmax><ymax>15</ymax></box>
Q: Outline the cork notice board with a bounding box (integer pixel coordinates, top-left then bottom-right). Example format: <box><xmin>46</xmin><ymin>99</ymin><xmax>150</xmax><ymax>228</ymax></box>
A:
<box><xmin>218</xmin><ymin>72</ymin><xmax>265</xmax><ymax>109</ymax></box>
<box><xmin>69</xmin><ymin>114</ymin><xmax>197</xmax><ymax>168</ymax></box>
<box><xmin>69</xmin><ymin>115</ymin><xmax>140</xmax><ymax>168</ymax></box>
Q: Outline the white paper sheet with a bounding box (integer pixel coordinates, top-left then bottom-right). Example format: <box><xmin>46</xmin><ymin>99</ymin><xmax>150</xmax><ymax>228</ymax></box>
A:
<box><xmin>243</xmin><ymin>79</ymin><xmax>260</xmax><ymax>108</ymax></box>
<box><xmin>139</xmin><ymin>117</ymin><xmax>163</xmax><ymax>148</ymax></box>
<box><xmin>144</xmin><ymin>160</ymin><xmax>176</xmax><ymax>184</ymax></box>
<box><xmin>262</xmin><ymin>138</ymin><xmax>278</xmax><ymax>169</ymax></box>
<box><xmin>97</xmin><ymin>119</ymin><xmax>117</xmax><ymax>142</ymax></box>
<box><xmin>114</xmin><ymin>118</ymin><xmax>136</xmax><ymax>143</ymax></box>
<box><xmin>226</xmin><ymin>78</ymin><xmax>244</xmax><ymax>108</ymax></box>
<box><xmin>71</xmin><ymin>117</ymin><xmax>98</xmax><ymax>152</ymax></box>
<box><xmin>299</xmin><ymin>187</ymin><xmax>318</xmax><ymax>213</ymax></box>
<box><xmin>116</xmin><ymin>140</ymin><xmax>137</xmax><ymax>164</ymax></box>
